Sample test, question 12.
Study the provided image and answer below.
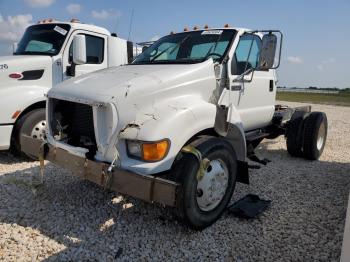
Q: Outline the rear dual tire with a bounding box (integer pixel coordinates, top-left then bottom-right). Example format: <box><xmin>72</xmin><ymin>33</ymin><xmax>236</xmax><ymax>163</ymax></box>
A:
<box><xmin>286</xmin><ymin>111</ymin><xmax>327</xmax><ymax>160</ymax></box>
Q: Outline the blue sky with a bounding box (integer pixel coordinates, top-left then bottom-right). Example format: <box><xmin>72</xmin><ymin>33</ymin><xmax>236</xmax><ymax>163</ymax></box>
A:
<box><xmin>0</xmin><ymin>0</ymin><xmax>349</xmax><ymax>88</ymax></box>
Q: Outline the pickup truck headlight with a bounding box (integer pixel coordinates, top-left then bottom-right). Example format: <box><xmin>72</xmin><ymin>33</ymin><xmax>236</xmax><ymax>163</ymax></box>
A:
<box><xmin>126</xmin><ymin>139</ymin><xmax>170</xmax><ymax>162</ymax></box>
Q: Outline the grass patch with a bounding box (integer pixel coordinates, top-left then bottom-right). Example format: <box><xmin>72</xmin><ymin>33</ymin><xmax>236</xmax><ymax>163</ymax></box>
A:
<box><xmin>276</xmin><ymin>90</ymin><xmax>350</xmax><ymax>106</ymax></box>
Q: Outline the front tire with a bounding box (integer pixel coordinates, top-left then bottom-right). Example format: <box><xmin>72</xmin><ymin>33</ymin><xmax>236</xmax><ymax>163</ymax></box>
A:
<box><xmin>13</xmin><ymin>108</ymin><xmax>46</xmax><ymax>159</ymax></box>
<box><xmin>171</xmin><ymin>138</ymin><xmax>237</xmax><ymax>230</ymax></box>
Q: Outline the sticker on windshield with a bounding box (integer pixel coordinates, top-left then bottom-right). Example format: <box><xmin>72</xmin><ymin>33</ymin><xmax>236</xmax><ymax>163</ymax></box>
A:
<box><xmin>54</xmin><ymin>26</ymin><xmax>67</xmax><ymax>36</ymax></box>
<box><xmin>202</xmin><ymin>30</ymin><xmax>223</xmax><ymax>35</ymax></box>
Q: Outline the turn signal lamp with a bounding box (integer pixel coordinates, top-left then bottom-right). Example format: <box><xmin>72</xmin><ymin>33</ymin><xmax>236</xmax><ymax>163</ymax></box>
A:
<box><xmin>12</xmin><ymin>110</ymin><xmax>21</xmax><ymax>119</ymax></box>
<box><xmin>126</xmin><ymin>140</ymin><xmax>170</xmax><ymax>162</ymax></box>
<box><xmin>143</xmin><ymin>140</ymin><xmax>169</xmax><ymax>161</ymax></box>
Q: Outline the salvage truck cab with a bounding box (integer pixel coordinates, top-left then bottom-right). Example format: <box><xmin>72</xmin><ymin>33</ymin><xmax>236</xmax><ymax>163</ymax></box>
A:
<box><xmin>0</xmin><ymin>19</ymin><xmax>131</xmax><ymax>153</ymax></box>
<box><xmin>23</xmin><ymin>25</ymin><xmax>328</xmax><ymax>229</ymax></box>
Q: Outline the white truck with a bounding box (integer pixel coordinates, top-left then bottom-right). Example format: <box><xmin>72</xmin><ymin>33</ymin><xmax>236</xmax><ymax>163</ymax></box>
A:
<box><xmin>22</xmin><ymin>25</ymin><xmax>328</xmax><ymax>229</ymax></box>
<box><xmin>0</xmin><ymin>19</ymin><xmax>132</xmax><ymax>154</ymax></box>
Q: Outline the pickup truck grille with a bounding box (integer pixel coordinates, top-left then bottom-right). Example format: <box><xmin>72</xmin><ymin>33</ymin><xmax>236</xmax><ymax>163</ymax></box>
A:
<box><xmin>50</xmin><ymin>99</ymin><xmax>97</xmax><ymax>158</ymax></box>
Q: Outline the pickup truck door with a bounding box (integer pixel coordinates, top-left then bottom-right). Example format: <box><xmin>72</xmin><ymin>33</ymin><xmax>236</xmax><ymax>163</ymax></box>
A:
<box><xmin>224</xmin><ymin>33</ymin><xmax>276</xmax><ymax>131</ymax></box>
<box><xmin>62</xmin><ymin>30</ymin><xmax>108</xmax><ymax>80</ymax></box>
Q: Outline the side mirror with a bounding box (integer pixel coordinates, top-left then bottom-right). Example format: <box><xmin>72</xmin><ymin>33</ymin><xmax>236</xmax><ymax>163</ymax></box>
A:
<box><xmin>72</xmin><ymin>35</ymin><xmax>86</xmax><ymax>65</ymax></box>
<box><xmin>259</xmin><ymin>33</ymin><xmax>278</xmax><ymax>70</ymax></box>
<box><xmin>12</xmin><ymin>42</ymin><xmax>18</xmax><ymax>54</ymax></box>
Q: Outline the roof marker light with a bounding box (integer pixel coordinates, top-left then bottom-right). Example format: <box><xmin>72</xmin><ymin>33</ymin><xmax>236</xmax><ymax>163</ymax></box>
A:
<box><xmin>70</xmin><ymin>18</ymin><xmax>80</xmax><ymax>23</ymax></box>
<box><xmin>193</xmin><ymin>26</ymin><xmax>199</xmax><ymax>30</ymax></box>
<box><xmin>183</xmin><ymin>27</ymin><xmax>189</xmax><ymax>32</ymax></box>
<box><xmin>204</xmin><ymin>24</ymin><xmax>209</xmax><ymax>29</ymax></box>
<box><xmin>224</xmin><ymin>23</ymin><xmax>230</xmax><ymax>28</ymax></box>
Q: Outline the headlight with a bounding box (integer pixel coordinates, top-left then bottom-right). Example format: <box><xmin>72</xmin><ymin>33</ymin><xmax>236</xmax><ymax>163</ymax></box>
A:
<box><xmin>126</xmin><ymin>139</ymin><xmax>170</xmax><ymax>162</ymax></box>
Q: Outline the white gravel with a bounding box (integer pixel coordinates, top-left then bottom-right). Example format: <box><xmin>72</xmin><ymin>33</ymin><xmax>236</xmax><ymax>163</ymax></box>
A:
<box><xmin>0</xmin><ymin>102</ymin><xmax>349</xmax><ymax>261</ymax></box>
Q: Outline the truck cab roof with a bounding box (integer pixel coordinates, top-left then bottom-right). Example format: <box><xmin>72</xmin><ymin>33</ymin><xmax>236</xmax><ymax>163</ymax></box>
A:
<box><xmin>170</xmin><ymin>27</ymin><xmax>252</xmax><ymax>35</ymax></box>
<box><xmin>36</xmin><ymin>20</ymin><xmax>111</xmax><ymax>36</ymax></box>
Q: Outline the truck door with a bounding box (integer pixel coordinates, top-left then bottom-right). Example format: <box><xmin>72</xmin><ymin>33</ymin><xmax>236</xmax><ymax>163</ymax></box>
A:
<box><xmin>62</xmin><ymin>31</ymin><xmax>107</xmax><ymax>80</ymax></box>
<box><xmin>227</xmin><ymin>33</ymin><xmax>276</xmax><ymax>131</ymax></box>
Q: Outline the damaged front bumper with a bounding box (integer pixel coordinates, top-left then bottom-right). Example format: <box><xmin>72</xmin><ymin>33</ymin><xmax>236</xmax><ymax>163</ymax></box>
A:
<box><xmin>21</xmin><ymin>135</ymin><xmax>178</xmax><ymax>207</ymax></box>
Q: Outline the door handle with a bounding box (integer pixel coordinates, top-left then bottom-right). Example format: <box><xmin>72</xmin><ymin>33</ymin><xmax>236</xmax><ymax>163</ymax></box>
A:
<box><xmin>231</xmin><ymin>85</ymin><xmax>242</xmax><ymax>91</ymax></box>
<box><xmin>269</xmin><ymin>80</ymin><xmax>274</xmax><ymax>92</ymax></box>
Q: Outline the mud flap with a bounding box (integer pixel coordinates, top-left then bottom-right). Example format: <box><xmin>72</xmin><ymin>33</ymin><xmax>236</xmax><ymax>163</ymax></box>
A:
<box><xmin>237</xmin><ymin>160</ymin><xmax>249</xmax><ymax>184</ymax></box>
<box><xmin>227</xmin><ymin>194</ymin><xmax>271</xmax><ymax>218</ymax></box>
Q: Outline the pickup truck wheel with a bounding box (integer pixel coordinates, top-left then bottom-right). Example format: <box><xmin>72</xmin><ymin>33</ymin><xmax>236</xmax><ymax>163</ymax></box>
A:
<box><xmin>172</xmin><ymin>138</ymin><xmax>237</xmax><ymax>230</ymax></box>
<box><xmin>302</xmin><ymin>112</ymin><xmax>327</xmax><ymax>160</ymax></box>
<box><xmin>14</xmin><ymin>109</ymin><xmax>46</xmax><ymax>159</ymax></box>
<box><xmin>286</xmin><ymin>111</ymin><xmax>308</xmax><ymax>157</ymax></box>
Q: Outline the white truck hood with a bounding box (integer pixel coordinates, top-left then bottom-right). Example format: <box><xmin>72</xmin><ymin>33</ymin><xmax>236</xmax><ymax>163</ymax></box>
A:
<box><xmin>48</xmin><ymin>59</ymin><xmax>216</xmax><ymax>105</ymax></box>
<box><xmin>0</xmin><ymin>55</ymin><xmax>52</xmax><ymax>89</ymax></box>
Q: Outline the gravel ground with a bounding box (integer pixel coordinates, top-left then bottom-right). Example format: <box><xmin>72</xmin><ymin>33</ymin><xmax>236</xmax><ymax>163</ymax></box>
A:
<box><xmin>0</xmin><ymin>102</ymin><xmax>349</xmax><ymax>261</ymax></box>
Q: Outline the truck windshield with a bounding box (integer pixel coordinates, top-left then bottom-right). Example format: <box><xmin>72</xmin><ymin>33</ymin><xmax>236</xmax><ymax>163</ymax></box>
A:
<box><xmin>133</xmin><ymin>29</ymin><xmax>236</xmax><ymax>64</ymax></box>
<box><xmin>14</xmin><ymin>24</ymin><xmax>71</xmax><ymax>56</ymax></box>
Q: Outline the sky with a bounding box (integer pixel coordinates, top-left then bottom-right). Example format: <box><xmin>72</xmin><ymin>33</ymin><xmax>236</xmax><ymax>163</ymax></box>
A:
<box><xmin>0</xmin><ymin>0</ymin><xmax>349</xmax><ymax>88</ymax></box>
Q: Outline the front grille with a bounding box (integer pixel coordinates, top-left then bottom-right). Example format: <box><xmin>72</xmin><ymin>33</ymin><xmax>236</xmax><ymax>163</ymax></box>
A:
<box><xmin>50</xmin><ymin>99</ymin><xmax>97</xmax><ymax>158</ymax></box>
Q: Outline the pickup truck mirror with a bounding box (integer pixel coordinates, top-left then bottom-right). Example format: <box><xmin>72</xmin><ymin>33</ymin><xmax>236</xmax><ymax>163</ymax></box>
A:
<box><xmin>72</xmin><ymin>35</ymin><xmax>86</xmax><ymax>65</ymax></box>
<box><xmin>259</xmin><ymin>33</ymin><xmax>277</xmax><ymax>70</ymax></box>
<box><xmin>258</xmin><ymin>31</ymin><xmax>283</xmax><ymax>70</ymax></box>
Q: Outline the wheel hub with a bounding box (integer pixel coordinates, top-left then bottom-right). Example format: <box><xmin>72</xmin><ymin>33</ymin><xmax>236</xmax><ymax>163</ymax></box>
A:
<box><xmin>317</xmin><ymin>121</ymin><xmax>326</xmax><ymax>150</ymax></box>
<box><xmin>30</xmin><ymin>120</ymin><xmax>47</xmax><ymax>141</ymax></box>
<box><xmin>196</xmin><ymin>159</ymin><xmax>229</xmax><ymax>211</ymax></box>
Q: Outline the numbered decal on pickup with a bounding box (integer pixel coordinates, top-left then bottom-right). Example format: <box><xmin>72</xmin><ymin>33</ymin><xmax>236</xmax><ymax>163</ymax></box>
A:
<box><xmin>0</xmin><ymin>64</ymin><xmax>8</xmax><ymax>70</ymax></box>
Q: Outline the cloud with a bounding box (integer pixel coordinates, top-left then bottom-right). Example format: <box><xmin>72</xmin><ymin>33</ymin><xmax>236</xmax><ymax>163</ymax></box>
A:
<box><xmin>0</xmin><ymin>14</ymin><xmax>33</xmax><ymax>42</ymax></box>
<box><xmin>66</xmin><ymin>3</ymin><xmax>81</xmax><ymax>15</ymax></box>
<box><xmin>317</xmin><ymin>65</ymin><xmax>324</xmax><ymax>71</ymax></box>
<box><xmin>286</xmin><ymin>56</ymin><xmax>303</xmax><ymax>64</ymax></box>
<box><xmin>24</xmin><ymin>0</ymin><xmax>55</xmax><ymax>7</ymax></box>
<box><xmin>91</xmin><ymin>9</ymin><xmax>121</xmax><ymax>19</ymax></box>
<box><xmin>317</xmin><ymin>58</ymin><xmax>336</xmax><ymax>71</ymax></box>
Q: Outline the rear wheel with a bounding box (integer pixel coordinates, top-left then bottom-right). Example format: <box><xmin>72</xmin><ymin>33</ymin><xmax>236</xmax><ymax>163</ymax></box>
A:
<box><xmin>286</xmin><ymin>111</ymin><xmax>308</xmax><ymax>157</ymax></box>
<box><xmin>302</xmin><ymin>112</ymin><xmax>327</xmax><ymax>160</ymax></box>
<box><xmin>13</xmin><ymin>108</ymin><xmax>46</xmax><ymax>159</ymax></box>
<box><xmin>171</xmin><ymin>138</ymin><xmax>237</xmax><ymax>230</ymax></box>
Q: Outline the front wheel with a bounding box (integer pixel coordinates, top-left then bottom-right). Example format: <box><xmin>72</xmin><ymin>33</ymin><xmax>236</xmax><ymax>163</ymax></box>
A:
<box><xmin>13</xmin><ymin>108</ymin><xmax>46</xmax><ymax>159</ymax></box>
<box><xmin>171</xmin><ymin>137</ymin><xmax>237</xmax><ymax>230</ymax></box>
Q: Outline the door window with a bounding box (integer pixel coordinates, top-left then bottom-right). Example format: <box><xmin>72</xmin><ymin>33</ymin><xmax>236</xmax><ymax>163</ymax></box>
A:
<box><xmin>69</xmin><ymin>34</ymin><xmax>104</xmax><ymax>64</ymax></box>
<box><xmin>232</xmin><ymin>34</ymin><xmax>261</xmax><ymax>75</ymax></box>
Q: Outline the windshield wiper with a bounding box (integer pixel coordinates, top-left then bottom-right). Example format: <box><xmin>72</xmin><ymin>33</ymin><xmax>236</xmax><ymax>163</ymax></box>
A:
<box><xmin>203</xmin><ymin>32</ymin><xmax>225</xmax><ymax>61</ymax></box>
<box><xmin>150</xmin><ymin>35</ymin><xmax>190</xmax><ymax>62</ymax></box>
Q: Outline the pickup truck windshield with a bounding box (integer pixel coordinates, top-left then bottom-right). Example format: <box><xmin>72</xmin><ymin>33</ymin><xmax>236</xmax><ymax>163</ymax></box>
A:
<box><xmin>133</xmin><ymin>29</ymin><xmax>236</xmax><ymax>64</ymax></box>
<box><xmin>14</xmin><ymin>24</ymin><xmax>71</xmax><ymax>56</ymax></box>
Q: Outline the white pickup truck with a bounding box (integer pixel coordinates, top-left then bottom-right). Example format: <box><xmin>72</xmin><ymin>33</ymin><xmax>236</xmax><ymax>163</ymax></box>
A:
<box><xmin>0</xmin><ymin>19</ymin><xmax>132</xmax><ymax>154</ymax></box>
<box><xmin>22</xmin><ymin>25</ymin><xmax>328</xmax><ymax>229</ymax></box>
